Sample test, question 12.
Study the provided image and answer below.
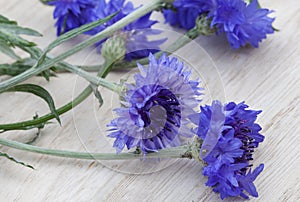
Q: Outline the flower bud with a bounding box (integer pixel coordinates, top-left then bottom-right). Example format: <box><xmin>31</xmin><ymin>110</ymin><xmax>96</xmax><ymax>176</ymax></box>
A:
<box><xmin>101</xmin><ymin>35</ymin><xmax>126</xmax><ymax>62</ymax></box>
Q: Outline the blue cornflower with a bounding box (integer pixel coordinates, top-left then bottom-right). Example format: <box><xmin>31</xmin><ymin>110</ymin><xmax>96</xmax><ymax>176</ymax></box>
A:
<box><xmin>48</xmin><ymin>0</ymin><xmax>98</xmax><ymax>36</ymax></box>
<box><xmin>164</xmin><ymin>0</ymin><xmax>274</xmax><ymax>48</ymax></box>
<box><xmin>108</xmin><ymin>54</ymin><xmax>202</xmax><ymax>154</ymax></box>
<box><xmin>210</xmin><ymin>0</ymin><xmax>275</xmax><ymax>48</ymax></box>
<box><xmin>192</xmin><ymin>100</ymin><xmax>264</xmax><ymax>199</ymax></box>
<box><xmin>95</xmin><ymin>0</ymin><xmax>166</xmax><ymax>61</ymax></box>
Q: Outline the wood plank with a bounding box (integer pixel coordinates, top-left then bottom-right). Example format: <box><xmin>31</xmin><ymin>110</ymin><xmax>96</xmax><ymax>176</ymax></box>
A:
<box><xmin>0</xmin><ymin>0</ymin><xmax>299</xmax><ymax>201</ymax></box>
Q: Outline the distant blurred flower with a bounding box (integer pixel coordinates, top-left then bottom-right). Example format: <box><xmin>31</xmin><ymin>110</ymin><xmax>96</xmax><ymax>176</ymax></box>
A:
<box><xmin>108</xmin><ymin>54</ymin><xmax>202</xmax><ymax>154</ymax></box>
<box><xmin>191</xmin><ymin>100</ymin><xmax>264</xmax><ymax>199</ymax></box>
<box><xmin>164</xmin><ymin>0</ymin><xmax>275</xmax><ymax>48</ymax></box>
<box><xmin>48</xmin><ymin>0</ymin><xmax>98</xmax><ymax>36</ymax></box>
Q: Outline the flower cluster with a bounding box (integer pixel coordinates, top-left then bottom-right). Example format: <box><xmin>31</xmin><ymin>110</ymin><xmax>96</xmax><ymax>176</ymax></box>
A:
<box><xmin>44</xmin><ymin>1</ymin><xmax>270</xmax><ymax>200</ymax></box>
<box><xmin>164</xmin><ymin>0</ymin><xmax>275</xmax><ymax>48</ymax></box>
<box><xmin>107</xmin><ymin>54</ymin><xmax>202</xmax><ymax>154</ymax></box>
<box><xmin>48</xmin><ymin>0</ymin><xmax>165</xmax><ymax>60</ymax></box>
<box><xmin>192</xmin><ymin>100</ymin><xmax>265</xmax><ymax>199</ymax></box>
<box><xmin>105</xmin><ymin>51</ymin><xmax>265</xmax><ymax>199</ymax></box>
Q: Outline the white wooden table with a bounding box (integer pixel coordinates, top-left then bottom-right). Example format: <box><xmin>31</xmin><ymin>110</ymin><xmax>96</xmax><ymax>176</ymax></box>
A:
<box><xmin>0</xmin><ymin>0</ymin><xmax>299</xmax><ymax>201</ymax></box>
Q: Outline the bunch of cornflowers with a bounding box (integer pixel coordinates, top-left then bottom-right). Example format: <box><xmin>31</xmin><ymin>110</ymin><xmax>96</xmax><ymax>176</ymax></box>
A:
<box><xmin>0</xmin><ymin>0</ymin><xmax>273</xmax><ymax>200</ymax></box>
<box><xmin>47</xmin><ymin>0</ymin><xmax>275</xmax><ymax>55</ymax></box>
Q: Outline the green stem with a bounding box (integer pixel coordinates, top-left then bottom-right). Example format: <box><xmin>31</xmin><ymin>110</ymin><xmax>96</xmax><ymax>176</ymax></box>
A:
<box><xmin>60</xmin><ymin>62</ymin><xmax>121</xmax><ymax>94</ymax></box>
<box><xmin>0</xmin><ymin>0</ymin><xmax>164</xmax><ymax>92</ymax></box>
<box><xmin>0</xmin><ymin>137</ymin><xmax>189</xmax><ymax>160</ymax></box>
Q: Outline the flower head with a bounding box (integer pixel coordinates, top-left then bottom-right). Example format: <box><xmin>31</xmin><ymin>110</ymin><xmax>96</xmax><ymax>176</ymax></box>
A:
<box><xmin>192</xmin><ymin>100</ymin><xmax>264</xmax><ymax>199</ymax></box>
<box><xmin>108</xmin><ymin>54</ymin><xmax>202</xmax><ymax>154</ymax></box>
<box><xmin>164</xmin><ymin>0</ymin><xmax>274</xmax><ymax>48</ymax></box>
<box><xmin>48</xmin><ymin>0</ymin><xmax>98</xmax><ymax>36</ymax></box>
<box><xmin>95</xmin><ymin>0</ymin><xmax>166</xmax><ymax>61</ymax></box>
<box><xmin>210</xmin><ymin>0</ymin><xmax>275</xmax><ymax>48</ymax></box>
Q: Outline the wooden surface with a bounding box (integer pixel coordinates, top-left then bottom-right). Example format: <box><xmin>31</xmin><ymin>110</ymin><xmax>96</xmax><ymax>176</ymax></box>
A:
<box><xmin>0</xmin><ymin>0</ymin><xmax>299</xmax><ymax>201</ymax></box>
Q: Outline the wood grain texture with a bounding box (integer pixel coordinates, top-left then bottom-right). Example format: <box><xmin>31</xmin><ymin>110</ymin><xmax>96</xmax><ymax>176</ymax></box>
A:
<box><xmin>0</xmin><ymin>0</ymin><xmax>299</xmax><ymax>201</ymax></box>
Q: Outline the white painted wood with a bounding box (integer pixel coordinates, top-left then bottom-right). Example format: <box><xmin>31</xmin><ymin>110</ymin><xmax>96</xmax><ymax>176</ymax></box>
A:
<box><xmin>0</xmin><ymin>0</ymin><xmax>299</xmax><ymax>201</ymax></box>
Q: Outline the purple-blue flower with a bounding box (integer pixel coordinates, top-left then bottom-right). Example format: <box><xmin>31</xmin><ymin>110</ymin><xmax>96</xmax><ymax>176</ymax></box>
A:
<box><xmin>48</xmin><ymin>0</ymin><xmax>98</xmax><ymax>36</ymax></box>
<box><xmin>210</xmin><ymin>0</ymin><xmax>275</xmax><ymax>48</ymax></box>
<box><xmin>108</xmin><ymin>54</ymin><xmax>202</xmax><ymax>154</ymax></box>
<box><xmin>164</xmin><ymin>0</ymin><xmax>275</xmax><ymax>48</ymax></box>
<box><xmin>95</xmin><ymin>0</ymin><xmax>166</xmax><ymax>61</ymax></box>
<box><xmin>192</xmin><ymin>100</ymin><xmax>264</xmax><ymax>199</ymax></box>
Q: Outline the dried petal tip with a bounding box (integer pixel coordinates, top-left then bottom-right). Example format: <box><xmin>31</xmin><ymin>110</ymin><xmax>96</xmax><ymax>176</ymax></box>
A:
<box><xmin>193</xmin><ymin>100</ymin><xmax>264</xmax><ymax>199</ymax></box>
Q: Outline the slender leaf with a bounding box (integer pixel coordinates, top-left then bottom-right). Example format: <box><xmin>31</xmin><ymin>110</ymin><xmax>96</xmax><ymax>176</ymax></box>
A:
<box><xmin>4</xmin><ymin>84</ymin><xmax>61</xmax><ymax>124</ymax></box>
<box><xmin>0</xmin><ymin>15</ymin><xmax>16</xmax><ymax>24</ymax></box>
<box><xmin>0</xmin><ymin>41</ymin><xmax>21</xmax><ymax>60</ymax></box>
<box><xmin>0</xmin><ymin>15</ymin><xmax>42</xmax><ymax>60</ymax></box>
<box><xmin>0</xmin><ymin>23</ymin><xmax>42</xmax><ymax>36</ymax></box>
<box><xmin>0</xmin><ymin>14</ymin><xmax>41</xmax><ymax>37</ymax></box>
<box><xmin>0</xmin><ymin>152</ymin><xmax>34</xmax><ymax>169</ymax></box>
<box><xmin>0</xmin><ymin>29</ymin><xmax>36</xmax><ymax>47</ymax></box>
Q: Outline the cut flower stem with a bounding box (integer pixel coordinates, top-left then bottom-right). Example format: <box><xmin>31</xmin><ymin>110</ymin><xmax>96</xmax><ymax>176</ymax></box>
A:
<box><xmin>0</xmin><ymin>137</ymin><xmax>198</xmax><ymax>161</ymax></box>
